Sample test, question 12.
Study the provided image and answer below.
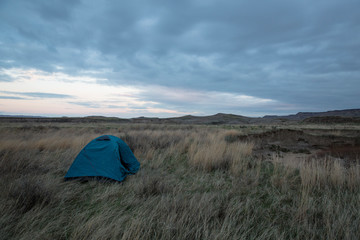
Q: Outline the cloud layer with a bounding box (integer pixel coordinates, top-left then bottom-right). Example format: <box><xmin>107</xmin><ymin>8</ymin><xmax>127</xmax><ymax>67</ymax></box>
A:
<box><xmin>0</xmin><ymin>68</ymin><xmax>278</xmax><ymax>117</ymax></box>
<box><xmin>0</xmin><ymin>0</ymin><xmax>359</xmax><ymax>116</ymax></box>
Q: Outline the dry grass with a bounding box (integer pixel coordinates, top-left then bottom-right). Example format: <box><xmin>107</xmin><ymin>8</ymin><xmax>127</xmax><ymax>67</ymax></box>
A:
<box><xmin>188</xmin><ymin>131</ymin><xmax>254</xmax><ymax>173</ymax></box>
<box><xmin>0</xmin><ymin>122</ymin><xmax>359</xmax><ymax>239</ymax></box>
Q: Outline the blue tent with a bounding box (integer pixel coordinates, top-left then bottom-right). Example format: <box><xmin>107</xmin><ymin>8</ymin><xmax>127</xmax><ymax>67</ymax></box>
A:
<box><xmin>65</xmin><ymin>135</ymin><xmax>140</xmax><ymax>182</ymax></box>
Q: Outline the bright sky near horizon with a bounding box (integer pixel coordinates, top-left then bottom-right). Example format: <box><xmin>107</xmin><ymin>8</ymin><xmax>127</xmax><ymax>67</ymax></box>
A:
<box><xmin>0</xmin><ymin>0</ymin><xmax>359</xmax><ymax>117</ymax></box>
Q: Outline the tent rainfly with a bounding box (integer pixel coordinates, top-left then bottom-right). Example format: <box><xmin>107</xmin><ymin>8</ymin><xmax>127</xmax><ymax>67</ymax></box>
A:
<box><xmin>65</xmin><ymin>135</ymin><xmax>140</xmax><ymax>182</ymax></box>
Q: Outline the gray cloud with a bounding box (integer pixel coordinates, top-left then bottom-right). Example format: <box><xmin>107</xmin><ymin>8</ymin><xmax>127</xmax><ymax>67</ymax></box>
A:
<box><xmin>1</xmin><ymin>91</ymin><xmax>73</xmax><ymax>99</ymax></box>
<box><xmin>0</xmin><ymin>73</ymin><xmax>14</xmax><ymax>82</ymax></box>
<box><xmin>0</xmin><ymin>96</ymin><xmax>25</xmax><ymax>100</ymax></box>
<box><xmin>0</xmin><ymin>0</ymin><xmax>359</xmax><ymax>115</ymax></box>
<box><xmin>68</xmin><ymin>101</ymin><xmax>101</xmax><ymax>108</ymax></box>
<box><xmin>21</xmin><ymin>92</ymin><xmax>73</xmax><ymax>99</ymax></box>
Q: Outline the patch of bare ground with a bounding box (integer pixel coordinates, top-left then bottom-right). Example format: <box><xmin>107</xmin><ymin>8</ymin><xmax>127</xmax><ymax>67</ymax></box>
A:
<box><xmin>233</xmin><ymin>128</ymin><xmax>360</xmax><ymax>163</ymax></box>
<box><xmin>0</xmin><ymin>122</ymin><xmax>359</xmax><ymax>239</ymax></box>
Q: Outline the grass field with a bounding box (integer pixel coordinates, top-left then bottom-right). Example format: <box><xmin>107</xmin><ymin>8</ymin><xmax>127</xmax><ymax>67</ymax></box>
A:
<box><xmin>0</xmin><ymin>122</ymin><xmax>359</xmax><ymax>239</ymax></box>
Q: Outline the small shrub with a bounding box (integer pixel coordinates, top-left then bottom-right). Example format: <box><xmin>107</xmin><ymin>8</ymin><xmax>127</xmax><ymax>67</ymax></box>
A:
<box><xmin>269</xmin><ymin>144</ymin><xmax>290</xmax><ymax>153</ymax></box>
<box><xmin>294</xmin><ymin>149</ymin><xmax>311</xmax><ymax>154</ymax></box>
<box><xmin>224</xmin><ymin>130</ymin><xmax>242</xmax><ymax>143</ymax></box>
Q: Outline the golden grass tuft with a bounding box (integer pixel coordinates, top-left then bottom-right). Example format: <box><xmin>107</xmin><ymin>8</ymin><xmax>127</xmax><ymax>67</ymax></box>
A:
<box><xmin>188</xmin><ymin>131</ymin><xmax>254</xmax><ymax>173</ymax></box>
<box><xmin>300</xmin><ymin>157</ymin><xmax>360</xmax><ymax>191</ymax></box>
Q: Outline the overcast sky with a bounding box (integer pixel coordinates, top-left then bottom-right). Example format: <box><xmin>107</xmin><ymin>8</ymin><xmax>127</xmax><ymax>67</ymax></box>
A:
<box><xmin>0</xmin><ymin>0</ymin><xmax>359</xmax><ymax>117</ymax></box>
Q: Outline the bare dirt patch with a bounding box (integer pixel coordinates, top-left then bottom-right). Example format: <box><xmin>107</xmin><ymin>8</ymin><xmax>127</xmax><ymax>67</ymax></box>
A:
<box><xmin>240</xmin><ymin>129</ymin><xmax>360</xmax><ymax>162</ymax></box>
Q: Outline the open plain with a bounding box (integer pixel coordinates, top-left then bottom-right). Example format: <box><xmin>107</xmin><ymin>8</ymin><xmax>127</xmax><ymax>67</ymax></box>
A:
<box><xmin>1</xmin><ymin>119</ymin><xmax>359</xmax><ymax>239</ymax></box>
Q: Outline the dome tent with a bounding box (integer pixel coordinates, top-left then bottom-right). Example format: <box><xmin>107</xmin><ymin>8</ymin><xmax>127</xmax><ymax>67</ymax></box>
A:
<box><xmin>65</xmin><ymin>135</ymin><xmax>140</xmax><ymax>182</ymax></box>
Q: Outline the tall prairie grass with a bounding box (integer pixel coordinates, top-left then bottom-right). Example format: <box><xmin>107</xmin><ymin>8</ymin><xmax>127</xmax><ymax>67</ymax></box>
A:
<box><xmin>0</xmin><ymin>122</ymin><xmax>359</xmax><ymax>239</ymax></box>
<box><xmin>188</xmin><ymin>131</ymin><xmax>254</xmax><ymax>173</ymax></box>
